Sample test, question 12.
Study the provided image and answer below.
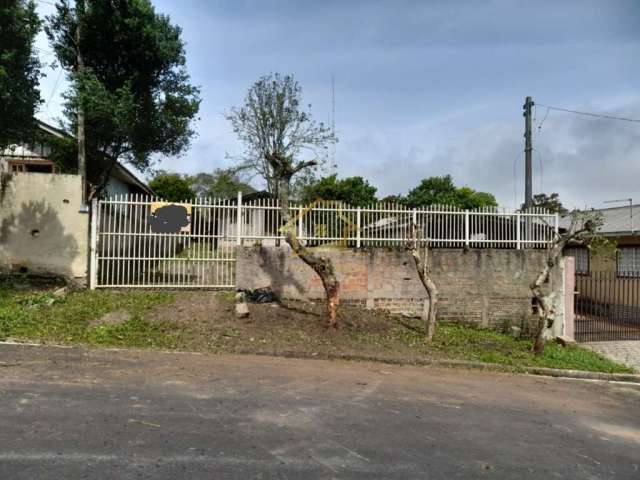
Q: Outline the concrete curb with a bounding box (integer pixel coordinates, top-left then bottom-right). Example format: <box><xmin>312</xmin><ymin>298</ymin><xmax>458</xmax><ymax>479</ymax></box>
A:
<box><xmin>2</xmin><ymin>341</ymin><xmax>639</xmax><ymax>384</ymax></box>
<box><xmin>235</xmin><ymin>348</ymin><xmax>640</xmax><ymax>384</ymax></box>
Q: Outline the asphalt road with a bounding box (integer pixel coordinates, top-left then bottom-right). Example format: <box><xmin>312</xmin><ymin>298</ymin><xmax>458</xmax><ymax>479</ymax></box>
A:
<box><xmin>0</xmin><ymin>344</ymin><xmax>639</xmax><ymax>479</ymax></box>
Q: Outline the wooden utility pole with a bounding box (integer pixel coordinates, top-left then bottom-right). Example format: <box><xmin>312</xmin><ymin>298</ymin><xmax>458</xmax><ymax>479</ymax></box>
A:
<box><xmin>523</xmin><ymin>96</ymin><xmax>534</xmax><ymax>209</ymax></box>
<box><xmin>76</xmin><ymin>0</ymin><xmax>86</xmax><ymax>202</ymax></box>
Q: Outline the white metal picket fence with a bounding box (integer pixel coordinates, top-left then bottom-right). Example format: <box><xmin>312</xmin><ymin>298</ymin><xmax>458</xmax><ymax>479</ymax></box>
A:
<box><xmin>90</xmin><ymin>193</ymin><xmax>558</xmax><ymax>289</ymax></box>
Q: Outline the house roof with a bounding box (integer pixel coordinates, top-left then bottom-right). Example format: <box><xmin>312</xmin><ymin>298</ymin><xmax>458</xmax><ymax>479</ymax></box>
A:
<box><xmin>226</xmin><ymin>190</ymin><xmax>271</xmax><ymax>203</ymax></box>
<box><xmin>560</xmin><ymin>204</ymin><xmax>640</xmax><ymax>236</ymax></box>
<box><xmin>30</xmin><ymin>119</ymin><xmax>154</xmax><ymax>196</ymax></box>
<box><xmin>110</xmin><ymin>162</ymin><xmax>155</xmax><ymax>196</ymax></box>
<box><xmin>36</xmin><ymin>119</ymin><xmax>68</xmax><ymax>139</ymax></box>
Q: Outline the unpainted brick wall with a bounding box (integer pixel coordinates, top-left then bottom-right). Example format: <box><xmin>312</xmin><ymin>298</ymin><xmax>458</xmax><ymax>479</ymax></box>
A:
<box><xmin>236</xmin><ymin>246</ymin><xmax>565</xmax><ymax>332</ymax></box>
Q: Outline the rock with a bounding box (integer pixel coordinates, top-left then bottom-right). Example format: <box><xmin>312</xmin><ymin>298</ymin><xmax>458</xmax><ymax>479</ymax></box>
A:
<box><xmin>510</xmin><ymin>326</ymin><xmax>522</xmax><ymax>338</ymax></box>
<box><xmin>52</xmin><ymin>286</ymin><xmax>68</xmax><ymax>298</ymax></box>
<box><xmin>555</xmin><ymin>335</ymin><xmax>577</xmax><ymax>348</ymax></box>
<box><xmin>235</xmin><ymin>302</ymin><xmax>250</xmax><ymax>319</ymax></box>
<box><xmin>90</xmin><ymin>310</ymin><xmax>132</xmax><ymax>327</ymax></box>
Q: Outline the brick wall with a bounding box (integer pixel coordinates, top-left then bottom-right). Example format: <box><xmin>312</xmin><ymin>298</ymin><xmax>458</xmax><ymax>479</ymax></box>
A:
<box><xmin>236</xmin><ymin>246</ymin><xmax>566</xmax><ymax>333</ymax></box>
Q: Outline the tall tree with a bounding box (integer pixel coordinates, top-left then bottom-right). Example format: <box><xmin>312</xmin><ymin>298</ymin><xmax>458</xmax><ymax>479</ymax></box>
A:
<box><xmin>148</xmin><ymin>170</ymin><xmax>194</xmax><ymax>202</ymax></box>
<box><xmin>189</xmin><ymin>169</ymin><xmax>255</xmax><ymax>199</ymax></box>
<box><xmin>226</xmin><ymin>73</ymin><xmax>333</xmax><ymax>196</ymax></box>
<box><xmin>530</xmin><ymin>192</ymin><xmax>568</xmax><ymax>214</ymax></box>
<box><xmin>227</xmin><ymin>73</ymin><xmax>340</xmax><ymax>327</ymax></box>
<box><xmin>46</xmin><ymin>0</ymin><xmax>200</xmax><ymax>198</ymax></box>
<box><xmin>0</xmin><ymin>0</ymin><xmax>41</xmax><ymax>148</ymax></box>
<box><xmin>301</xmin><ymin>174</ymin><xmax>378</xmax><ymax>207</ymax></box>
<box><xmin>405</xmin><ymin>175</ymin><xmax>497</xmax><ymax>209</ymax></box>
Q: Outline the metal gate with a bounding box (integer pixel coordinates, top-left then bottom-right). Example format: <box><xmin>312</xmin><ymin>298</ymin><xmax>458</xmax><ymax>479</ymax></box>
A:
<box><xmin>575</xmin><ymin>271</ymin><xmax>640</xmax><ymax>342</ymax></box>
<box><xmin>90</xmin><ymin>195</ymin><xmax>239</xmax><ymax>289</ymax></box>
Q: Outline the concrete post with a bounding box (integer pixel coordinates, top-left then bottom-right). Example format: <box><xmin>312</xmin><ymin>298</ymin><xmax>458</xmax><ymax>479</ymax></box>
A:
<box><xmin>236</xmin><ymin>191</ymin><xmax>242</xmax><ymax>246</ymax></box>
<box><xmin>356</xmin><ymin>207</ymin><xmax>361</xmax><ymax>248</ymax></box>
<box><xmin>89</xmin><ymin>197</ymin><xmax>98</xmax><ymax>290</ymax></box>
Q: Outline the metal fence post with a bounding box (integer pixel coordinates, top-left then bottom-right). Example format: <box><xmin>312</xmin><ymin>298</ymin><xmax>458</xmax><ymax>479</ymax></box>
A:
<box><xmin>236</xmin><ymin>191</ymin><xmax>242</xmax><ymax>246</ymax></box>
<box><xmin>516</xmin><ymin>212</ymin><xmax>521</xmax><ymax>249</ymax></box>
<box><xmin>298</xmin><ymin>205</ymin><xmax>303</xmax><ymax>239</ymax></box>
<box><xmin>554</xmin><ymin>212</ymin><xmax>559</xmax><ymax>240</ymax></box>
<box><xmin>464</xmin><ymin>211</ymin><xmax>470</xmax><ymax>248</ymax></box>
<box><xmin>356</xmin><ymin>207</ymin><xmax>361</xmax><ymax>248</ymax></box>
<box><xmin>89</xmin><ymin>197</ymin><xmax>98</xmax><ymax>289</ymax></box>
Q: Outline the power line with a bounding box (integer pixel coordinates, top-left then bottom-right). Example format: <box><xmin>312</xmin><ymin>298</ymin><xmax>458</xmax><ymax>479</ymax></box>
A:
<box><xmin>537</xmin><ymin>107</ymin><xmax>550</xmax><ymax>132</ymax></box>
<box><xmin>45</xmin><ymin>67</ymin><xmax>64</xmax><ymax>110</ymax></box>
<box><xmin>535</xmin><ymin>103</ymin><xmax>640</xmax><ymax>124</ymax></box>
<box><xmin>34</xmin><ymin>46</ymin><xmax>56</xmax><ymax>57</ymax></box>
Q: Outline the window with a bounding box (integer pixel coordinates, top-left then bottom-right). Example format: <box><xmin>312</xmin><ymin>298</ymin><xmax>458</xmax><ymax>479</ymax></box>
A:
<box><xmin>566</xmin><ymin>247</ymin><xmax>589</xmax><ymax>275</ymax></box>
<box><xmin>617</xmin><ymin>247</ymin><xmax>640</xmax><ymax>277</ymax></box>
<box><xmin>8</xmin><ymin>159</ymin><xmax>57</xmax><ymax>173</ymax></box>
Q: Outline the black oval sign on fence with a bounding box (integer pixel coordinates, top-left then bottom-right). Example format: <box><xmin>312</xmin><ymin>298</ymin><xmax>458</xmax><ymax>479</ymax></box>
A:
<box><xmin>148</xmin><ymin>204</ymin><xmax>190</xmax><ymax>234</ymax></box>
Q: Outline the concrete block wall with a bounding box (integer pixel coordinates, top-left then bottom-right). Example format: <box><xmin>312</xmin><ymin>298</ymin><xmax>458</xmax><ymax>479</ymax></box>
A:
<box><xmin>236</xmin><ymin>246</ymin><xmax>566</xmax><ymax>334</ymax></box>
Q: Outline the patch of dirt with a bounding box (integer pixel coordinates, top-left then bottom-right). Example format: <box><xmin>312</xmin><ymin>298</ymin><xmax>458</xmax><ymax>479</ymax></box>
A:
<box><xmin>145</xmin><ymin>291</ymin><xmax>433</xmax><ymax>361</ymax></box>
<box><xmin>90</xmin><ymin>310</ymin><xmax>132</xmax><ymax>327</ymax></box>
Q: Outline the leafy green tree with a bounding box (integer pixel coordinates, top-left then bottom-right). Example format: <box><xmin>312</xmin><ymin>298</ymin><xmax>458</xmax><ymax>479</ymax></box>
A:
<box><xmin>189</xmin><ymin>169</ymin><xmax>255</xmax><ymax>199</ymax></box>
<box><xmin>530</xmin><ymin>192</ymin><xmax>568</xmax><ymax>214</ymax></box>
<box><xmin>405</xmin><ymin>175</ymin><xmax>497</xmax><ymax>209</ymax></box>
<box><xmin>46</xmin><ymin>0</ymin><xmax>200</xmax><ymax>198</ymax></box>
<box><xmin>148</xmin><ymin>170</ymin><xmax>194</xmax><ymax>202</ymax></box>
<box><xmin>379</xmin><ymin>194</ymin><xmax>405</xmax><ymax>204</ymax></box>
<box><xmin>301</xmin><ymin>174</ymin><xmax>378</xmax><ymax>207</ymax></box>
<box><xmin>0</xmin><ymin>0</ymin><xmax>41</xmax><ymax>148</ymax></box>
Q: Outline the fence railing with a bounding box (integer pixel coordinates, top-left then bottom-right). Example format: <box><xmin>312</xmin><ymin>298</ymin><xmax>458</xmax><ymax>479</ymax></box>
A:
<box><xmin>236</xmin><ymin>194</ymin><xmax>558</xmax><ymax>249</ymax></box>
<box><xmin>91</xmin><ymin>193</ymin><xmax>558</xmax><ymax>289</ymax></box>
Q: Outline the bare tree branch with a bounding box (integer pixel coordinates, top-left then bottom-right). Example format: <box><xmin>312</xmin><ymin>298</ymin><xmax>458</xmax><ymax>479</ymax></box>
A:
<box><xmin>227</xmin><ymin>73</ymin><xmax>340</xmax><ymax>326</ymax></box>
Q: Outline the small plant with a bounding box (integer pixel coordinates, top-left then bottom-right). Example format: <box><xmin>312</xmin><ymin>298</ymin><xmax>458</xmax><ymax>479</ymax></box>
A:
<box><xmin>18</xmin><ymin>292</ymin><xmax>59</xmax><ymax>309</ymax></box>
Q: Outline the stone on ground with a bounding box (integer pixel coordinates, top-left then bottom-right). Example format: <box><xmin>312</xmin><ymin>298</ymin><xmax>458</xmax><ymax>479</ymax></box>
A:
<box><xmin>555</xmin><ymin>335</ymin><xmax>577</xmax><ymax>347</ymax></box>
<box><xmin>235</xmin><ymin>302</ymin><xmax>250</xmax><ymax>318</ymax></box>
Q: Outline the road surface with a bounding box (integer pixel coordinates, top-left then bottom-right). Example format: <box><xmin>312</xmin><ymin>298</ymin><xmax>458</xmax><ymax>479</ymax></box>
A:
<box><xmin>0</xmin><ymin>344</ymin><xmax>639</xmax><ymax>479</ymax></box>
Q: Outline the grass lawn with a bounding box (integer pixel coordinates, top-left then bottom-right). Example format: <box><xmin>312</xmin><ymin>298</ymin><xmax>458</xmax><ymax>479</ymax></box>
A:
<box><xmin>0</xmin><ymin>283</ymin><xmax>178</xmax><ymax>349</ymax></box>
<box><xmin>0</xmin><ymin>281</ymin><xmax>633</xmax><ymax>374</ymax></box>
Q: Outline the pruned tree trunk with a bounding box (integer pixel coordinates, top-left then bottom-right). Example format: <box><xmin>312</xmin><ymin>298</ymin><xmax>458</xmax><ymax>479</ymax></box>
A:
<box><xmin>529</xmin><ymin>212</ymin><xmax>604</xmax><ymax>355</ymax></box>
<box><xmin>530</xmin><ymin>240</ymin><xmax>565</xmax><ymax>354</ymax></box>
<box><xmin>409</xmin><ymin>224</ymin><xmax>438</xmax><ymax>342</ymax></box>
<box><xmin>278</xmin><ymin>177</ymin><xmax>340</xmax><ymax>327</ymax></box>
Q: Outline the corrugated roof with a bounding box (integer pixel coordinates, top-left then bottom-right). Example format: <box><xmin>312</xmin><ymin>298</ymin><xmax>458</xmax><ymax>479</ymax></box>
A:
<box><xmin>560</xmin><ymin>204</ymin><xmax>639</xmax><ymax>235</ymax></box>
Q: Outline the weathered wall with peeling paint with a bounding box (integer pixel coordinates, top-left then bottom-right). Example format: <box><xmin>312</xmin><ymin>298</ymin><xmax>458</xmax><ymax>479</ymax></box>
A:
<box><xmin>0</xmin><ymin>173</ymin><xmax>88</xmax><ymax>280</ymax></box>
<box><xmin>237</xmin><ymin>245</ymin><xmax>567</xmax><ymax>335</ymax></box>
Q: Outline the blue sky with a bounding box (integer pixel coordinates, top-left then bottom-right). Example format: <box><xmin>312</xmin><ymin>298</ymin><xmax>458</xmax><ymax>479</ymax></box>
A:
<box><xmin>35</xmin><ymin>0</ymin><xmax>640</xmax><ymax>209</ymax></box>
